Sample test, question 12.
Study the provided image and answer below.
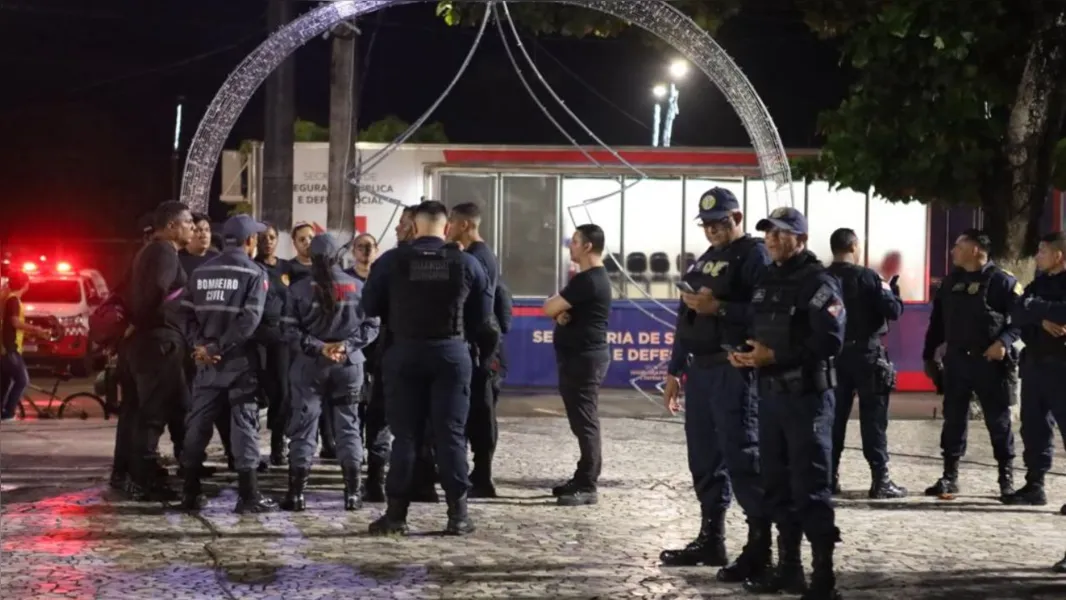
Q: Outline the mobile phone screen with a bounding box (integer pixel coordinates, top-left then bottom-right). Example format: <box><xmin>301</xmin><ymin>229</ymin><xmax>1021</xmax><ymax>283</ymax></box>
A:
<box><xmin>675</xmin><ymin>281</ymin><xmax>696</xmax><ymax>294</ymax></box>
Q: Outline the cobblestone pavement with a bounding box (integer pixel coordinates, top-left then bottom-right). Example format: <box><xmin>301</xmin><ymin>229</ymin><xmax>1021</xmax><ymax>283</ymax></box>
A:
<box><xmin>2</xmin><ymin>414</ymin><xmax>1066</xmax><ymax>599</ymax></box>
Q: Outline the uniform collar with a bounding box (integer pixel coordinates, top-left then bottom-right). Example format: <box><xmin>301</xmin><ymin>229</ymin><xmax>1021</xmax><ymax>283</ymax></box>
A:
<box><xmin>411</xmin><ymin>236</ymin><xmax>446</xmax><ymax>248</ymax></box>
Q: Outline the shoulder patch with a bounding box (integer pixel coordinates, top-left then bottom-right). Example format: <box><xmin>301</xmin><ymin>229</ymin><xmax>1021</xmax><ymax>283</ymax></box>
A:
<box><xmin>280</xmin><ymin>274</ymin><xmax>290</xmax><ymax>286</ymax></box>
<box><xmin>1013</xmin><ymin>281</ymin><xmax>1024</xmax><ymax>296</ymax></box>
<box><xmin>809</xmin><ymin>283</ymin><xmax>834</xmax><ymax>310</ymax></box>
<box><xmin>263</xmin><ymin>279</ymin><xmax>269</xmax><ymax>292</ymax></box>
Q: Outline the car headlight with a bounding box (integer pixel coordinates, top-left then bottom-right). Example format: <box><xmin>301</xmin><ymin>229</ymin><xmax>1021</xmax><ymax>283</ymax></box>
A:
<box><xmin>57</xmin><ymin>315</ymin><xmax>89</xmax><ymax>336</ymax></box>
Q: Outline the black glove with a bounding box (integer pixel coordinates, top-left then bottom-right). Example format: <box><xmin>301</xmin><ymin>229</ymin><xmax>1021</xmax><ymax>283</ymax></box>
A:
<box><xmin>923</xmin><ymin>359</ymin><xmax>943</xmax><ymax>395</ymax></box>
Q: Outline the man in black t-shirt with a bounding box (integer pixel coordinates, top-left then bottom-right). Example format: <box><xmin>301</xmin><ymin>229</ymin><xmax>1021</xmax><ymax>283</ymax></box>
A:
<box><xmin>542</xmin><ymin>223</ymin><xmax>613</xmax><ymax>506</ymax></box>
<box><xmin>125</xmin><ymin>201</ymin><xmax>195</xmax><ymax>501</ymax></box>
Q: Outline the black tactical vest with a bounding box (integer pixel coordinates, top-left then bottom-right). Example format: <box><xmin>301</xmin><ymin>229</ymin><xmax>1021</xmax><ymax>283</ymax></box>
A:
<box><xmin>388</xmin><ymin>244</ymin><xmax>467</xmax><ymax>340</ymax></box>
<box><xmin>677</xmin><ymin>236</ymin><xmax>763</xmax><ymax>355</ymax></box>
<box><xmin>827</xmin><ymin>262</ymin><xmax>887</xmax><ymax>344</ymax></box>
<box><xmin>1027</xmin><ymin>278</ymin><xmax>1066</xmax><ymax>359</ymax></box>
<box><xmin>751</xmin><ymin>253</ymin><xmax>825</xmax><ymax>368</ymax></box>
<box><xmin>942</xmin><ymin>267</ymin><xmax>1005</xmax><ymax>352</ymax></box>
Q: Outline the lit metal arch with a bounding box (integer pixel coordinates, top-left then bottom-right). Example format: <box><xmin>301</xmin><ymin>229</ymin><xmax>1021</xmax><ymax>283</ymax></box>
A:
<box><xmin>179</xmin><ymin>0</ymin><xmax>794</xmax><ymax>214</ymax></box>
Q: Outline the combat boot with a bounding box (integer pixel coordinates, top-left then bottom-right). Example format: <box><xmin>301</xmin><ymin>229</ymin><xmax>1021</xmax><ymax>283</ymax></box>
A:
<box><xmin>801</xmin><ymin>530</ymin><xmax>842</xmax><ymax>600</ymax></box>
<box><xmin>997</xmin><ymin>462</ymin><xmax>1015</xmax><ymax>498</ymax></box>
<box><xmin>923</xmin><ymin>457</ymin><xmax>960</xmax><ymax>496</ymax></box>
<box><xmin>269</xmin><ymin>430</ymin><xmax>287</xmax><ymax>466</ymax></box>
<box><xmin>469</xmin><ymin>456</ymin><xmax>498</xmax><ymax>499</ymax></box>
<box><xmin>445</xmin><ymin>494</ymin><xmax>476</xmax><ymax>535</ymax></box>
<box><xmin>743</xmin><ymin>525</ymin><xmax>807</xmax><ymax>594</ymax></box>
<box><xmin>342</xmin><ymin>464</ymin><xmax>362</xmax><ymax>511</ymax></box>
<box><xmin>234</xmin><ymin>469</ymin><xmax>278</xmax><ymax>514</ymax></box>
<box><xmin>1002</xmin><ymin>472</ymin><xmax>1046</xmax><ymax>505</ymax></box>
<box><xmin>280</xmin><ymin>467</ymin><xmax>309</xmax><ymax>512</ymax></box>
<box><xmin>108</xmin><ymin>469</ymin><xmax>129</xmax><ymax>492</ymax></box>
<box><xmin>716</xmin><ymin>518</ymin><xmax>771</xmax><ymax>583</ymax></box>
<box><xmin>128</xmin><ymin>462</ymin><xmax>178</xmax><ymax>503</ymax></box>
<box><xmin>659</xmin><ymin>510</ymin><xmax>729</xmax><ymax>567</ymax></box>
<box><xmin>869</xmin><ymin>468</ymin><xmax>907</xmax><ymax>499</ymax></box>
<box><xmin>363</xmin><ymin>456</ymin><xmax>386</xmax><ymax>503</ymax></box>
<box><xmin>1053</xmin><ymin>552</ymin><xmax>1066</xmax><ymax>573</ymax></box>
<box><xmin>368</xmin><ymin>499</ymin><xmax>410</xmax><ymax>536</ymax></box>
<box><xmin>180</xmin><ymin>474</ymin><xmax>205</xmax><ymax>510</ymax></box>
<box><xmin>831</xmin><ymin>471</ymin><xmax>841</xmax><ymax>496</ymax></box>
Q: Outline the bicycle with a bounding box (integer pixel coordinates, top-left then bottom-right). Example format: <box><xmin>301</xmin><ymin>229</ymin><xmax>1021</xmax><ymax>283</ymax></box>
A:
<box><xmin>16</xmin><ymin>366</ymin><xmax>109</xmax><ymax>421</ymax></box>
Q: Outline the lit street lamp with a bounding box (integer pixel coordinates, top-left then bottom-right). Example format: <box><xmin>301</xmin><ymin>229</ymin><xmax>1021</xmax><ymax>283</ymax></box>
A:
<box><xmin>652</xmin><ymin>60</ymin><xmax>687</xmax><ymax>148</ymax></box>
<box><xmin>651</xmin><ymin>85</ymin><xmax>667</xmax><ymax>147</ymax></box>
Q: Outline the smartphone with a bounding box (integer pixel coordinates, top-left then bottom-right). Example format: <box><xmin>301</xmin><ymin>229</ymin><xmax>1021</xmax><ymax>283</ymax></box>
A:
<box><xmin>721</xmin><ymin>343</ymin><xmax>754</xmax><ymax>353</ymax></box>
<box><xmin>676</xmin><ymin>281</ymin><xmax>696</xmax><ymax>294</ymax></box>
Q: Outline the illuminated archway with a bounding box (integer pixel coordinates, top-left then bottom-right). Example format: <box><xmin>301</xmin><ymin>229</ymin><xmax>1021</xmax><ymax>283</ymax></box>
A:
<box><xmin>180</xmin><ymin>0</ymin><xmax>794</xmax><ymax>213</ymax></box>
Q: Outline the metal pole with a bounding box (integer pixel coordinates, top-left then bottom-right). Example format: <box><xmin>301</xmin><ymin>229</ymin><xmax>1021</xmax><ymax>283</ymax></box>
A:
<box><xmin>326</xmin><ymin>22</ymin><xmax>359</xmax><ymax>238</ymax></box>
<box><xmin>263</xmin><ymin>0</ymin><xmax>297</xmax><ymax>249</ymax></box>
<box><xmin>170</xmin><ymin>97</ymin><xmax>184</xmax><ymax>201</ymax></box>
<box><xmin>663</xmin><ymin>82</ymin><xmax>680</xmax><ymax>147</ymax></box>
<box><xmin>652</xmin><ymin>104</ymin><xmax>661</xmax><ymax>147</ymax></box>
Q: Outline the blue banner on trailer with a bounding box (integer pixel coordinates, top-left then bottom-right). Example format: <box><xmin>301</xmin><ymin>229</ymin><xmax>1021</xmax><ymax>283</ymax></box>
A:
<box><xmin>503</xmin><ymin>299</ymin><xmax>936</xmax><ymax>392</ymax></box>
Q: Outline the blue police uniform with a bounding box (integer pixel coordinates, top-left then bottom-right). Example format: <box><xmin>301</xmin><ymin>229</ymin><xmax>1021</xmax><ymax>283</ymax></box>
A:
<box><xmin>362</xmin><ymin>233</ymin><xmax>497</xmax><ymax>536</ymax></box>
<box><xmin>746</xmin><ymin>208</ymin><xmax>844</xmax><ymax>598</ymax></box>
<box><xmin>826</xmin><ymin>261</ymin><xmax>906</xmax><ymax>499</ymax></box>
<box><xmin>464</xmin><ymin>240</ymin><xmax>501</xmax><ymax>496</ymax></box>
<box><xmin>178</xmin><ymin>215</ymin><xmax>277</xmax><ymax>514</ymax></box>
<box><xmin>921</xmin><ymin>263</ymin><xmax>1021</xmax><ymax>497</ymax></box>
<box><xmin>255</xmin><ymin>256</ymin><xmax>293</xmax><ymax>466</ymax></box>
<box><xmin>659</xmin><ymin>188</ymin><xmax>772</xmax><ymax>582</ymax></box>
<box><xmin>281</xmin><ymin>233</ymin><xmax>380</xmax><ymax>512</ymax></box>
<box><xmin>1004</xmin><ymin>269</ymin><xmax>1066</xmax><ymax>507</ymax></box>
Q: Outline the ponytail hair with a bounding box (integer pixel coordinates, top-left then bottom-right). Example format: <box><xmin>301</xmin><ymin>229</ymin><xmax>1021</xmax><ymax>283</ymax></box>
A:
<box><xmin>311</xmin><ymin>253</ymin><xmax>338</xmax><ymax>316</ymax></box>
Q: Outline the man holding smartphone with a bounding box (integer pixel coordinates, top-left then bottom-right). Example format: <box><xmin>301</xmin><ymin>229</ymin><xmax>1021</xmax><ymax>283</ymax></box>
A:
<box><xmin>659</xmin><ymin>188</ymin><xmax>774</xmax><ymax>586</ymax></box>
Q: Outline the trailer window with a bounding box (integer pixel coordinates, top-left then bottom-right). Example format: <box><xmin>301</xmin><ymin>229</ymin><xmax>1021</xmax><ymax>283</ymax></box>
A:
<box><xmin>500</xmin><ymin>175</ymin><xmax>559</xmax><ymax>297</ymax></box>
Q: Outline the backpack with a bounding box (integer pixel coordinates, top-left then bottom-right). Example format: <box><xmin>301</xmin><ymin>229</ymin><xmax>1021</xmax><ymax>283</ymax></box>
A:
<box><xmin>88</xmin><ymin>290</ymin><xmax>129</xmax><ymax>348</ymax></box>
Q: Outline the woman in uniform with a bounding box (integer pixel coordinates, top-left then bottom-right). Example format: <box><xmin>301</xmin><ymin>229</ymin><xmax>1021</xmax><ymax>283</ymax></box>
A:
<box><xmin>254</xmin><ymin>223</ymin><xmax>293</xmax><ymax>465</ymax></box>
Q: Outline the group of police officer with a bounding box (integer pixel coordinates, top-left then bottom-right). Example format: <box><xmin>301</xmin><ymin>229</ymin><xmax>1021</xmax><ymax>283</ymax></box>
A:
<box><xmin>659</xmin><ymin>187</ymin><xmax>1066</xmax><ymax>598</ymax></box>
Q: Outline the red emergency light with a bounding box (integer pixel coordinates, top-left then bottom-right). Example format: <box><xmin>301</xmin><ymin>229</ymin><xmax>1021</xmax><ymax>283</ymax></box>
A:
<box><xmin>22</xmin><ymin>261</ymin><xmax>37</xmax><ymax>273</ymax></box>
<box><xmin>56</xmin><ymin>262</ymin><xmax>72</xmax><ymax>273</ymax></box>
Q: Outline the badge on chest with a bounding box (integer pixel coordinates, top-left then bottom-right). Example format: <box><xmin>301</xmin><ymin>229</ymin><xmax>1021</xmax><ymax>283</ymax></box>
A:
<box><xmin>698</xmin><ymin>260</ymin><xmax>729</xmax><ymax>277</ymax></box>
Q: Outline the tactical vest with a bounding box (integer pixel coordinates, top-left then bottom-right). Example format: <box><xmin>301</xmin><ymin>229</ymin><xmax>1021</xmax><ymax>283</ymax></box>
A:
<box><xmin>827</xmin><ymin>262</ymin><xmax>887</xmax><ymax>344</ymax></box>
<box><xmin>1027</xmin><ymin>277</ymin><xmax>1066</xmax><ymax>359</ymax></box>
<box><xmin>942</xmin><ymin>268</ymin><xmax>1004</xmax><ymax>352</ymax></box>
<box><xmin>677</xmin><ymin>236</ymin><xmax>762</xmax><ymax>355</ymax></box>
<box><xmin>751</xmin><ymin>254</ymin><xmax>825</xmax><ymax>368</ymax></box>
<box><xmin>388</xmin><ymin>244</ymin><xmax>467</xmax><ymax>340</ymax></box>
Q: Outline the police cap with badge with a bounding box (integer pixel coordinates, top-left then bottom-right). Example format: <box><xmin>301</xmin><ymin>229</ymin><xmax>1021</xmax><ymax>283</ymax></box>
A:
<box><xmin>756</xmin><ymin>206</ymin><xmax>808</xmax><ymax>235</ymax></box>
<box><xmin>223</xmin><ymin>214</ymin><xmax>267</xmax><ymax>245</ymax></box>
<box><xmin>697</xmin><ymin>187</ymin><xmax>741</xmax><ymax>224</ymax></box>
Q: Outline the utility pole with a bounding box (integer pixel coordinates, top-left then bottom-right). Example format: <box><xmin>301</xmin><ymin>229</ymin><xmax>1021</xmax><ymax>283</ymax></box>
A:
<box><xmin>326</xmin><ymin>21</ymin><xmax>360</xmax><ymax>239</ymax></box>
<box><xmin>263</xmin><ymin>0</ymin><xmax>296</xmax><ymax>248</ymax></box>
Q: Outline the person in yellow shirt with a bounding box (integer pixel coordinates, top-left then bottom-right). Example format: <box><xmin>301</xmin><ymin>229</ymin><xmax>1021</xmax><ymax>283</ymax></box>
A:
<box><xmin>1</xmin><ymin>272</ymin><xmax>51</xmax><ymax>421</ymax></box>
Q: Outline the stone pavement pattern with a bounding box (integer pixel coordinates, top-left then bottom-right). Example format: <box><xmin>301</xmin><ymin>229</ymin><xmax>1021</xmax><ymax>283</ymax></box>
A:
<box><xmin>2</xmin><ymin>414</ymin><xmax>1066</xmax><ymax>599</ymax></box>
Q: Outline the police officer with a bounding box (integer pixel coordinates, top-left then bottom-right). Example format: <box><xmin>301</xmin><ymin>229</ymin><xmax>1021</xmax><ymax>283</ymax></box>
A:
<box><xmin>921</xmin><ymin>229</ymin><xmax>1020</xmax><ymax>499</ymax></box>
<box><xmin>281</xmin><ymin>233</ymin><xmax>380</xmax><ymax>511</ymax></box>
<box><xmin>178</xmin><ymin>215</ymin><xmax>276</xmax><ymax>513</ymax></box>
<box><xmin>659</xmin><ymin>188</ymin><xmax>772</xmax><ymax>584</ymax></box>
<box><xmin>731</xmin><ymin>207</ymin><xmax>844</xmax><ymax>599</ymax></box>
<box><xmin>361</xmin><ymin>200</ymin><xmax>497</xmax><ymax>535</ymax></box>
<box><xmin>826</xmin><ymin>228</ymin><xmax>906</xmax><ymax>499</ymax></box>
<box><xmin>1004</xmin><ymin>232</ymin><xmax>1066</xmax><ymax>508</ymax></box>
<box><xmin>254</xmin><ymin>222</ymin><xmax>292</xmax><ymax>466</ymax></box>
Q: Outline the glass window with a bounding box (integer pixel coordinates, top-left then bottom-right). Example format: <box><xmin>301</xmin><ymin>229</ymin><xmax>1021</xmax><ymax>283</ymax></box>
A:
<box><xmin>23</xmin><ymin>279</ymin><xmax>83</xmax><ymax>304</ymax></box>
<box><xmin>500</xmin><ymin>175</ymin><xmax>559</xmax><ymax>297</ymax></box>
<box><xmin>622</xmin><ymin>177</ymin><xmax>683</xmax><ymax>299</ymax></box>
<box><xmin>684</xmin><ymin>178</ymin><xmax>745</xmax><ymax>262</ymax></box>
<box><xmin>868</xmin><ymin>193</ymin><xmax>928</xmax><ymax>302</ymax></box>
<box><xmin>744</xmin><ymin>178</ymin><xmax>771</xmax><ymax>236</ymax></box>
<box><xmin>805</xmin><ymin>182</ymin><xmax>868</xmax><ymax>265</ymax></box>
<box><xmin>561</xmin><ymin>177</ymin><xmax>623</xmax><ymax>293</ymax></box>
<box><xmin>439</xmin><ymin>174</ymin><xmax>497</xmax><ymax>252</ymax></box>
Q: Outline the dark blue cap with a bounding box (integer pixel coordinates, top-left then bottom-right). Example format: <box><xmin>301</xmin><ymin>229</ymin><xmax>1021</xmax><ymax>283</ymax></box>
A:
<box><xmin>755</xmin><ymin>206</ymin><xmax>808</xmax><ymax>235</ymax></box>
<box><xmin>309</xmin><ymin>232</ymin><xmax>341</xmax><ymax>258</ymax></box>
<box><xmin>696</xmin><ymin>187</ymin><xmax>740</xmax><ymax>222</ymax></box>
<box><xmin>222</xmin><ymin>214</ymin><xmax>267</xmax><ymax>244</ymax></box>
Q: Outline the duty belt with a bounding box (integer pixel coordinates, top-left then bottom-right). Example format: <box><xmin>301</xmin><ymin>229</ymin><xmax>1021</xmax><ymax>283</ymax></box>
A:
<box><xmin>688</xmin><ymin>352</ymin><xmax>729</xmax><ymax>368</ymax></box>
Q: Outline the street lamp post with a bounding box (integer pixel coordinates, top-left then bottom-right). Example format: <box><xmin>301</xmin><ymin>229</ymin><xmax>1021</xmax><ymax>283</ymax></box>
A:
<box><xmin>651</xmin><ymin>85</ymin><xmax>666</xmax><ymax>147</ymax></box>
<box><xmin>652</xmin><ymin>61</ymin><xmax>688</xmax><ymax>148</ymax></box>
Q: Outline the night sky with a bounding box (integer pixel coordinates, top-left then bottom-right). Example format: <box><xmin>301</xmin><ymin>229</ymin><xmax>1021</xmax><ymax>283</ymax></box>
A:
<box><xmin>0</xmin><ymin>0</ymin><xmax>847</xmax><ymax>240</ymax></box>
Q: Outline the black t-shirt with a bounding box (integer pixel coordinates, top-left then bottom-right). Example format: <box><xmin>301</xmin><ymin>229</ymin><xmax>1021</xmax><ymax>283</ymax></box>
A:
<box><xmin>2</xmin><ymin>296</ymin><xmax>20</xmax><ymax>353</ymax></box>
<box><xmin>288</xmin><ymin>259</ymin><xmax>312</xmax><ymax>285</ymax></box>
<box><xmin>178</xmin><ymin>249</ymin><xmax>219</xmax><ymax>276</ymax></box>
<box><xmin>554</xmin><ymin>266</ymin><xmax>612</xmax><ymax>355</ymax></box>
<box><xmin>129</xmin><ymin>240</ymin><xmax>188</xmax><ymax>334</ymax></box>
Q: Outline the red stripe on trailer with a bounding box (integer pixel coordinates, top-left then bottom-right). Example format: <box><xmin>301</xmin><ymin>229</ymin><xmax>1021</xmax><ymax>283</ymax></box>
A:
<box><xmin>896</xmin><ymin>371</ymin><xmax>935</xmax><ymax>392</ymax></box>
<box><xmin>512</xmin><ymin>306</ymin><xmax>542</xmax><ymax>317</ymax></box>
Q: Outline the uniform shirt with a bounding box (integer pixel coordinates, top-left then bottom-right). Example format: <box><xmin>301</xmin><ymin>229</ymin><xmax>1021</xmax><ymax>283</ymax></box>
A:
<box><xmin>668</xmin><ymin>236</ymin><xmax>769</xmax><ymax>376</ymax></box>
<box><xmin>1011</xmin><ymin>269</ymin><xmax>1066</xmax><ymax>352</ymax></box>
<box><xmin>827</xmin><ymin>261</ymin><xmax>903</xmax><ymax>343</ymax></box>
<box><xmin>129</xmin><ymin>239</ymin><xmax>188</xmax><ymax>334</ymax></box>
<box><xmin>253</xmin><ymin>262</ymin><xmax>290</xmax><ymax>345</ymax></box>
<box><xmin>286</xmin><ymin>265</ymin><xmax>380</xmax><ymax>364</ymax></box>
<box><xmin>179</xmin><ymin>249</ymin><xmax>220</xmax><ymax>277</ymax></box>
<box><xmin>362</xmin><ymin>236</ymin><xmax>493</xmax><ymax>336</ymax></box>
<box><xmin>288</xmin><ymin>259</ymin><xmax>312</xmax><ymax>286</ymax></box>
<box><xmin>922</xmin><ymin>263</ymin><xmax>1022</xmax><ymax>360</ymax></box>
<box><xmin>180</xmin><ymin>247</ymin><xmax>268</xmax><ymax>357</ymax></box>
<box><xmin>554</xmin><ymin>265</ymin><xmax>612</xmax><ymax>355</ymax></box>
<box><xmin>751</xmin><ymin>250</ymin><xmax>845</xmax><ymax>369</ymax></box>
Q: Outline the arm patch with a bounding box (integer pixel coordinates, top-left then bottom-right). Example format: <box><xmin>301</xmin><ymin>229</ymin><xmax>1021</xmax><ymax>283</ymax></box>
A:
<box><xmin>809</xmin><ymin>283</ymin><xmax>833</xmax><ymax>310</ymax></box>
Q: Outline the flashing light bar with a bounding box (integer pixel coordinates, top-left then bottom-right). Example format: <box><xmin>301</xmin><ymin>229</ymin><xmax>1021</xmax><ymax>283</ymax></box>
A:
<box><xmin>22</xmin><ymin>262</ymin><xmax>37</xmax><ymax>273</ymax></box>
<box><xmin>56</xmin><ymin>262</ymin><xmax>72</xmax><ymax>273</ymax></box>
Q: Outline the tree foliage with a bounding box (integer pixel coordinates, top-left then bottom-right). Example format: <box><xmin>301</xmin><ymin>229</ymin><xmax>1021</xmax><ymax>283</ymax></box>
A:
<box><xmin>358</xmin><ymin>114</ymin><xmax>449</xmax><ymax>144</ymax></box>
<box><xmin>294</xmin><ymin>118</ymin><xmax>330</xmax><ymax>142</ymax></box>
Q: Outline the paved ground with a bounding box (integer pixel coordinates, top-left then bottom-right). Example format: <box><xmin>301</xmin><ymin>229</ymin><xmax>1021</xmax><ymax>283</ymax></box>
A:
<box><xmin>2</xmin><ymin>389</ymin><xmax>1066</xmax><ymax>599</ymax></box>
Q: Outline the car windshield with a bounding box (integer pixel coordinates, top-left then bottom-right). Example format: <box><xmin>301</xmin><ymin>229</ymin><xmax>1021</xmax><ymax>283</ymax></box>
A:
<box><xmin>22</xmin><ymin>279</ymin><xmax>83</xmax><ymax>304</ymax></box>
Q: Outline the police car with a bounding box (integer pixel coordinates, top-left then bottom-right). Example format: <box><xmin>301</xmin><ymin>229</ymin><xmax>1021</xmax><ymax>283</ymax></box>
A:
<box><xmin>6</xmin><ymin>258</ymin><xmax>110</xmax><ymax>376</ymax></box>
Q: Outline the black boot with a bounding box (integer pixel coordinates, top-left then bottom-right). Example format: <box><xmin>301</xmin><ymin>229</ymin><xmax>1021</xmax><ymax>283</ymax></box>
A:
<box><xmin>923</xmin><ymin>457</ymin><xmax>960</xmax><ymax>496</ymax></box>
<box><xmin>368</xmin><ymin>499</ymin><xmax>410</xmax><ymax>536</ymax></box>
<box><xmin>831</xmin><ymin>471</ymin><xmax>841</xmax><ymax>496</ymax></box>
<box><xmin>659</xmin><ymin>510</ymin><xmax>729</xmax><ymax>567</ymax></box>
<box><xmin>342</xmin><ymin>464</ymin><xmax>362</xmax><ymax>511</ymax></box>
<box><xmin>1003</xmin><ymin>473</ymin><xmax>1047</xmax><ymax>506</ymax></box>
<box><xmin>869</xmin><ymin>467</ymin><xmax>907</xmax><ymax>499</ymax></box>
<box><xmin>1053</xmin><ymin>552</ymin><xmax>1066</xmax><ymax>573</ymax></box>
<box><xmin>800</xmin><ymin>530</ymin><xmax>842</xmax><ymax>600</ymax></box>
<box><xmin>716</xmin><ymin>519</ymin><xmax>771</xmax><ymax>582</ymax></box>
<box><xmin>280</xmin><ymin>467</ymin><xmax>309</xmax><ymax>512</ymax></box>
<box><xmin>269</xmin><ymin>429</ymin><xmax>287</xmax><ymax>466</ymax></box>
<box><xmin>128</xmin><ymin>462</ymin><xmax>178</xmax><ymax>503</ymax></box>
<box><xmin>234</xmin><ymin>469</ymin><xmax>278</xmax><ymax>514</ymax></box>
<box><xmin>997</xmin><ymin>462</ymin><xmax>1015</xmax><ymax>498</ymax></box>
<box><xmin>108</xmin><ymin>469</ymin><xmax>128</xmax><ymax>492</ymax></box>
<box><xmin>445</xmin><ymin>494</ymin><xmax>476</xmax><ymax>535</ymax></box>
<box><xmin>180</xmin><ymin>473</ymin><xmax>204</xmax><ymax>510</ymax></box>
<box><xmin>363</xmin><ymin>456</ymin><xmax>386</xmax><ymax>502</ymax></box>
<box><xmin>744</xmin><ymin>525</ymin><xmax>807</xmax><ymax>594</ymax></box>
<box><xmin>469</xmin><ymin>456</ymin><xmax>498</xmax><ymax>499</ymax></box>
